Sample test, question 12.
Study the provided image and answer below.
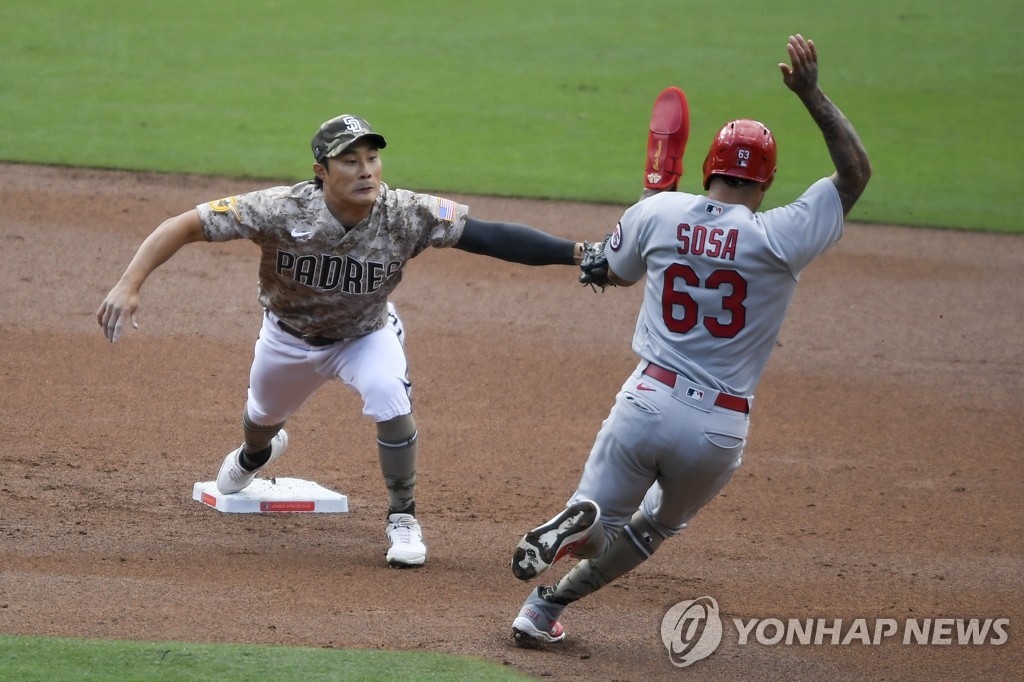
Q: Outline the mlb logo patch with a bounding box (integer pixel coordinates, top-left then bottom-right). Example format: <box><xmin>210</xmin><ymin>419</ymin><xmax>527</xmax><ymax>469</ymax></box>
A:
<box><xmin>686</xmin><ymin>387</ymin><xmax>705</xmax><ymax>401</ymax></box>
<box><xmin>704</xmin><ymin>203</ymin><xmax>722</xmax><ymax>216</ymax></box>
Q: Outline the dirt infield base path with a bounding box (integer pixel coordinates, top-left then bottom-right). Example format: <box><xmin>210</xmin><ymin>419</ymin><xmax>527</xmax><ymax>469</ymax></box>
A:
<box><xmin>2</xmin><ymin>163</ymin><xmax>1021</xmax><ymax>680</ymax></box>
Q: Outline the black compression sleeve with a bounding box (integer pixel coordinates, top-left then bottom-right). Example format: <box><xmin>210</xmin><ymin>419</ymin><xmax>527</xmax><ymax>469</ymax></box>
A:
<box><xmin>453</xmin><ymin>217</ymin><xmax>576</xmax><ymax>265</ymax></box>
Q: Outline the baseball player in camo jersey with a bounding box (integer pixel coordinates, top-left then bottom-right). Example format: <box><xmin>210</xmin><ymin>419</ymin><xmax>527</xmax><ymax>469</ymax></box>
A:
<box><xmin>509</xmin><ymin>35</ymin><xmax>871</xmax><ymax>645</ymax></box>
<box><xmin>97</xmin><ymin>113</ymin><xmax>587</xmax><ymax>568</ymax></box>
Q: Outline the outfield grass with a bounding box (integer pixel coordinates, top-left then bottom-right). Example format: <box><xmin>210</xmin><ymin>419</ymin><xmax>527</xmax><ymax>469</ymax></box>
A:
<box><xmin>0</xmin><ymin>0</ymin><xmax>1020</xmax><ymax>231</ymax></box>
<box><xmin>0</xmin><ymin>635</ymin><xmax>531</xmax><ymax>682</ymax></box>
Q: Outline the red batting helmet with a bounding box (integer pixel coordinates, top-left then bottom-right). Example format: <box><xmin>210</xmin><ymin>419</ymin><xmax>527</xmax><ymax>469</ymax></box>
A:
<box><xmin>702</xmin><ymin>119</ymin><xmax>777</xmax><ymax>190</ymax></box>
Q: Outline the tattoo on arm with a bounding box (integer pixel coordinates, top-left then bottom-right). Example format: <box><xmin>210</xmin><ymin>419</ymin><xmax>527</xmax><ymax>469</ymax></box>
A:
<box><xmin>802</xmin><ymin>89</ymin><xmax>872</xmax><ymax>216</ymax></box>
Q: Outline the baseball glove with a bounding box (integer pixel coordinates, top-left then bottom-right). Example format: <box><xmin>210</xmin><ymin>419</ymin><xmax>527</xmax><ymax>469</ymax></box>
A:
<box><xmin>579</xmin><ymin>236</ymin><xmax>614</xmax><ymax>291</ymax></box>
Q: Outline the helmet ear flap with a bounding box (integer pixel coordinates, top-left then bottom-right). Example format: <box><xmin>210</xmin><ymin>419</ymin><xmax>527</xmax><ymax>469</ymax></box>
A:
<box><xmin>701</xmin><ymin>151</ymin><xmax>715</xmax><ymax>190</ymax></box>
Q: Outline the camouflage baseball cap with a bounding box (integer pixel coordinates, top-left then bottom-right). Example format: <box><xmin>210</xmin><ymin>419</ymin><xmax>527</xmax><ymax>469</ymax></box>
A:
<box><xmin>311</xmin><ymin>114</ymin><xmax>387</xmax><ymax>162</ymax></box>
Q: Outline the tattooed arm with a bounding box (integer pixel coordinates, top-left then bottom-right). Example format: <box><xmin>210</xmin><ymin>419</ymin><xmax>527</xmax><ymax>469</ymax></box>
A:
<box><xmin>780</xmin><ymin>34</ymin><xmax>872</xmax><ymax>216</ymax></box>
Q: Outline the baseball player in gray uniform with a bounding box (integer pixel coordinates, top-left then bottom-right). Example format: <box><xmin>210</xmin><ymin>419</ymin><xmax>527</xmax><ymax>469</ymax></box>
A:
<box><xmin>97</xmin><ymin>113</ymin><xmax>586</xmax><ymax>568</ymax></box>
<box><xmin>509</xmin><ymin>35</ymin><xmax>872</xmax><ymax>645</ymax></box>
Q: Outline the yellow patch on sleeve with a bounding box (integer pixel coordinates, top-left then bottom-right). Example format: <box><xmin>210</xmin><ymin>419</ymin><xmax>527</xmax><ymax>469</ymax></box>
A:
<box><xmin>208</xmin><ymin>196</ymin><xmax>242</xmax><ymax>221</ymax></box>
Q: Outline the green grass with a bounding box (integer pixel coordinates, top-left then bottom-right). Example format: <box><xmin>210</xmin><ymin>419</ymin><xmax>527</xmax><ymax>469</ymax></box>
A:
<box><xmin>1</xmin><ymin>0</ymin><xmax>1021</xmax><ymax>231</ymax></box>
<box><xmin>0</xmin><ymin>635</ymin><xmax>531</xmax><ymax>682</ymax></box>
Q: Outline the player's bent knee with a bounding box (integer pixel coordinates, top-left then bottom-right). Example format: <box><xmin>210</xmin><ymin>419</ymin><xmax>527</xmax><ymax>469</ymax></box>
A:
<box><xmin>625</xmin><ymin>511</ymin><xmax>669</xmax><ymax>559</ymax></box>
<box><xmin>360</xmin><ymin>377</ymin><xmax>413</xmax><ymax>422</ymax></box>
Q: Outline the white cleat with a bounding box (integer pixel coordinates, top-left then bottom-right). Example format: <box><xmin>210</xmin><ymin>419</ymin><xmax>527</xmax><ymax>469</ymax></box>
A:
<box><xmin>386</xmin><ymin>513</ymin><xmax>427</xmax><ymax>567</ymax></box>
<box><xmin>216</xmin><ymin>430</ymin><xmax>289</xmax><ymax>494</ymax></box>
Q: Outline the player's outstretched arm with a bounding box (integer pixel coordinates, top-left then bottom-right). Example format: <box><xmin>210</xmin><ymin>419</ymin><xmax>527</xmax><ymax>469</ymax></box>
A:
<box><xmin>779</xmin><ymin>34</ymin><xmax>871</xmax><ymax>216</ymax></box>
<box><xmin>454</xmin><ymin>217</ymin><xmax>584</xmax><ymax>266</ymax></box>
<box><xmin>96</xmin><ymin>209</ymin><xmax>205</xmax><ymax>343</ymax></box>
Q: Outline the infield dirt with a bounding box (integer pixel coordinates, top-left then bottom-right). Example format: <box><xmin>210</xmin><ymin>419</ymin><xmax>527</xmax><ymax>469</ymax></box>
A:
<box><xmin>1</xmin><ymin>163</ymin><xmax>1021</xmax><ymax>680</ymax></box>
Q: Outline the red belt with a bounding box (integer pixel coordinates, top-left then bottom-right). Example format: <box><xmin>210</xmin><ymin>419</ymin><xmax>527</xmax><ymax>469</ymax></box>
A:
<box><xmin>642</xmin><ymin>363</ymin><xmax>749</xmax><ymax>414</ymax></box>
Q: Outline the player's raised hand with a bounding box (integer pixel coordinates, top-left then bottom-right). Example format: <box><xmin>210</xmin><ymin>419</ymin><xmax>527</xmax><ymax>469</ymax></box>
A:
<box><xmin>779</xmin><ymin>34</ymin><xmax>819</xmax><ymax>97</ymax></box>
<box><xmin>97</xmin><ymin>285</ymin><xmax>141</xmax><ymax>343</ymax></box>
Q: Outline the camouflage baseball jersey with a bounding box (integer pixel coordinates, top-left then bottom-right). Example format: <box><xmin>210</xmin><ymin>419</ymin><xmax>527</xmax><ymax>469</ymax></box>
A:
<box><xmin>197</xmin><ymin>181</ymin><xmax>468</xmax><ymax>338</ymax></box>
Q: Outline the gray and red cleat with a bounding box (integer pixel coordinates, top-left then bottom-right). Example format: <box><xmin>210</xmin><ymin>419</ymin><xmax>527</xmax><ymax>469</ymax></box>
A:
<box><xmin>511</xmin><ymin>500</ymin><xmax>600</xmax><ymax>581</ymax></box>
<box><xmin>512</xmin><ymin>587</ymin><xmax>567</xmax><ymax>647</ymax></box>
<box><xmin>644</xmin><ymin>86</ymin><xmax>690</xmax><ymax>191</ymax></box>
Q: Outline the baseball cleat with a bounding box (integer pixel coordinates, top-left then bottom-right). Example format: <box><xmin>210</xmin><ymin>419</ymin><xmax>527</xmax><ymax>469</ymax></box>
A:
<box><xmin>644</xmin><ymin>86</ymin><xmax>690</xmax><ymax>191</ymax></box>
<box><xmin>386</xmin><ymin>513</ymin><xmax>427</xmax><ymax>567</ymax></box>
<box><xmin>512</xmin><ymin>587</ymin><xmax>567</xmax><ymax>647</ymax></box>
<box><xmin>216</xmin><ymin>429</ymin><xmax>289</xmax><ymax>494</ymax></box>
<box><xmin>511</xmin><ymin>500</ymin><xmax>600</xmax><ymax>581</ymax></box>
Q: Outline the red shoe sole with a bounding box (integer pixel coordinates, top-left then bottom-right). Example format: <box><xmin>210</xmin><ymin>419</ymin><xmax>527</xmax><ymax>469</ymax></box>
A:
<box><xmin>645</xmin><ymin>86</ymin><xmax>690</xmax><ymax>190</ymax></box>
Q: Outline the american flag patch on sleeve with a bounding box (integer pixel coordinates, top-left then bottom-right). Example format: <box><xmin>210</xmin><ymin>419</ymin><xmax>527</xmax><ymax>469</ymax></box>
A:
<box><xmin>436</xmin><ymin>197</ymin><xmax>457</xmax><ymax>222</ymax></box>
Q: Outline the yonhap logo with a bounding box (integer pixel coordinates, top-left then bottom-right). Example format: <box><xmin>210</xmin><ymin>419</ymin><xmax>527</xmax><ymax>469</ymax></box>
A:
<box><xmin>660</xmin><ymin>596</ymin><xmax>723</xmax><ymax>667</ymax></box>
<box><xmin>661</xmin><ymin>596</ymin><xmax>1010</xmax><ymax>669</ymax></box>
